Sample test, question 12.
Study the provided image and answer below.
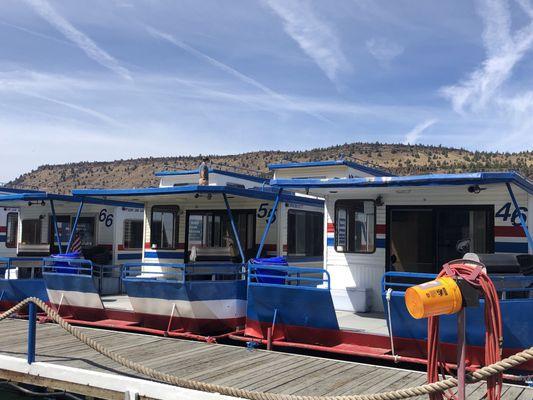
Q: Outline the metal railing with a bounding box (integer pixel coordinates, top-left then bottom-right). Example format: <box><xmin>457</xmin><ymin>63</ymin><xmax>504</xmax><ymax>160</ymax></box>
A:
<box><xmin>122</xmin><ymin>262</ymin><xmax>246</xmax><ymax>283</ymax></box>
<box><xmin>247</xmin><ymin>263</ymin><xmax>331</xmax><ymax>290</ymax></box>
<box><xmin>382</xmin><ymin>271</ymin><xmax>533</xmax><ymax>299</ymax></box>
<box><xmin>42</xmin><ymin>257</ymin><xmax>94</xmax><ymax>276</ymax></box>
<box><xmin>0</xmin><ymin>257</ymin><xmax>44</xmax><ymax>280</ymax></box>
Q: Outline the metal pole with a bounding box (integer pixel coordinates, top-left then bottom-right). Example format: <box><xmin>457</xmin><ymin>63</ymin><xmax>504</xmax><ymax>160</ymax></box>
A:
<box><xmin>49</xmin><ymin>199</ymin><xmax>63</xmax><ymax>254</ymax></box>
<box><xmin>506</xmin><ymin>183</ymin><xmax>533</xmax><ymax>250</ymax></box>
<box><xmin>27</xmin><ymin>302</ymin><xmax>36</xmax><ymax>364</ymax></box>
<box><xmin>222</xmin><ymin>193</ymin><xmax>246</xmax><ymax>263</ymax></box>
<box><xmin>66</xmin><ymin>200</ymin><xmax>84</xmax><ymax>253</ymax></box>
<box><xmin>256</xmin><ymin>190</ymin><xmax>282</xmax><ymax>259</ymax></box>
<box><xmin>457</xmin><ymin>308</ymin><xmax>466</xmax><ymax>400</ymax></box>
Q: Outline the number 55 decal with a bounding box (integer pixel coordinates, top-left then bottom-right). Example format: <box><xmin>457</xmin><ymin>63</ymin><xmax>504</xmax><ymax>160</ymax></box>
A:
<box><xmin>257</xmin><ymin>203</ymin><xmax>277</xmax><ymax>223</ymax></box>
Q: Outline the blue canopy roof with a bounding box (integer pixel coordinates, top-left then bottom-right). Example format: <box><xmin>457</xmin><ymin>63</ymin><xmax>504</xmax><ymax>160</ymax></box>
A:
<box><xmin>0</xmin><ymin>187</ymin><xmax>45</xmax><ymax>194</ymax></box>
<box><xmin>268</xmin><ymin>159</ymin><xmax>395</xmax><ymax>177</ymax></box>
<box><xmin>73</xmin><ymin>185</ymin><xmax>323</xmax><ymax>207</ymax></box>
<box><xmin>271</xmin><ymin>171</ymin><xmax>533</xmax><ymax>194</ymax></box>
<box><xmin>0</xmin><ymin>192</ymin><xmax>143</xmax><ymax>208</ymax></box>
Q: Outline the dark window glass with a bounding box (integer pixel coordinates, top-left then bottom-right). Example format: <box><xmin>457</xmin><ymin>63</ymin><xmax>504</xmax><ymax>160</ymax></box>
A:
<box><xmin>287</xmin><ymin>210</ymin><xmax>323</xmax><ymax>257</ymax></box>
<box><xmin>22</xmin><ymin>219</ymin><xmax>42</xmax><ymax>245</ymax></box>
<box><xmin>76</xmin><ymin>217</ymin><xmax>95</xmax><ymax>248</ymax></box>
<box><xmin>124</xmin><ymin>220</ymin><xmax>143</xmax><ymax>249</ymax></box>
<box><xmin>335</xmin><ymin>200</ymin><xmax>376</xmax><ymax>253</ymax></box>
<box><xmin>186</xmin><ymin>210</ymin><xmax>255</xmax><ymax>260</ymax></box>
<box><xmin>150</xmin><ymin>206</ymin><xmax>179</xmax><ymax>249</ymax></box>
<box><xmin>6</xmin><ymin>213</ymin><xmax>18</xmax><ymax>248</ymax></box>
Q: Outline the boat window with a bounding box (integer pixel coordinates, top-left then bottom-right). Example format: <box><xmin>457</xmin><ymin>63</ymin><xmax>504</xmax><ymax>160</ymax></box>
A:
<box><xmin>334</xmin><ymin>200</ymin><xmax>375</xmax><ymax>253</ymax></box>
<box><xmin>76</xmin><ymin>217</ymin><xmax>96</xmax><ymax>248</ymax></box>
<box><xmin>124</xmin><ymin>220</ymin><xmax>143</xmax><ymax>249</ymax></box>
<box><xmin>150</xmin><ymin>206</ymin><xmax>179</xmax><ymax>249</ymax></box>
<box><xmin>22</xmin><ymin>219</ymin><xmax>42</xmax><ymax>245</ymax></box>
<box><xmin>6</xmin><ymin>212</ymin><xmax>18</xmax><ymax>248</ymax></box>
<box><xmin>387</xmin><ymin>206</ymin><xmax>494</xmax><ymax>273</ymax></box>
<box><xmin>186</xmin><ymin>210</ymin><xmax>255</xmax><ymax>261</ymax></box>
<box><xmin>287</xmin><ymin>210</ymin><xmax>323</xmax><ymax>257</ymax></box>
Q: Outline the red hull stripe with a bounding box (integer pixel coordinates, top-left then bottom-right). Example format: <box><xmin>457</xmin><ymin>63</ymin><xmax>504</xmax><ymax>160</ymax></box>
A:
<box><xmin>495</xmin><ymin>226</ymin><xmax>526</xmax><ymax>237</ymax></box>
<box><xmin>49</xmin><ymin>303</ymin><xmax>244</xmax><ymax>335</ymax></box>
<box><xmin>0</xmin><ymin>226</ymin><xmax>6</xmax><ymax>233</ymax></box>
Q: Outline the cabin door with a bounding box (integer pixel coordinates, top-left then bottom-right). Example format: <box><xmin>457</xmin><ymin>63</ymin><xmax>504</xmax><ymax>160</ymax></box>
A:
<box><xmin>387</xmin><ymin>206</ymin><xmax>494</xmax><ymax>273</ymax></box>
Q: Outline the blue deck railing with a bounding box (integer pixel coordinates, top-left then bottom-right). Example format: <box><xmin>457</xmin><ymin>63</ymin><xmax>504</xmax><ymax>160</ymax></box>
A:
<box><xmin>382</xmin><ymin>271</ymin><xmax>533</xmax><ymax>299</ymax></box>
<box><xmin>122</xmin><ymin>262</ymin><xmax>246</xmax><ymax>283</ymax></box>
<box><xmin>247</xmin><ymin>263</ymin><xmax>331</xmax><ymax>290</ymax></box>
<box><xmin>0</xmin><ymin>257</ymin><xmax>44</xmax><ymax>279</ymax></box>
<box><xmin>42</xmin><ymin>257</ymin><xmax>94</xmax><ymax>276</ymax></box>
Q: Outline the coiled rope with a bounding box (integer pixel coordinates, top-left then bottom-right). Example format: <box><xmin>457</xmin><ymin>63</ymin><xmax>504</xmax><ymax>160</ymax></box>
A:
<box><xmin>1</xmin><ymin>298</ymin><xmax>532</xmax><ymax>400</ymax></box>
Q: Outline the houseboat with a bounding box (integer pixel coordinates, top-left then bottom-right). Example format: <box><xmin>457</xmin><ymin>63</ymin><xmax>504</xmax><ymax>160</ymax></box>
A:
<box><xmin>0</xmin><ymin>191</ymin><xmax>143</xmax><ymax>311</ymax></box>
<box><xmin>234</xmin><ymin>162</ymin><xmax>532</xmax><ymax>373</ymax></box>
<box><xmin>40</xmin><ymin>167</ymin><xmax>325</xmax><ymax>339</ymax></box>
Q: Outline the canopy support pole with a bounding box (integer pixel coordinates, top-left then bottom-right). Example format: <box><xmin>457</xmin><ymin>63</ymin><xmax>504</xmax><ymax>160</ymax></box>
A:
<box><xmin>506</xmin><ymin>183</ymin><xmax>533</xmax><ymax>251</ymax></box>
<box><xmin>66</xmin><ymin>200</ymin><xmax>84</xmax><ymax>253</ymax></box>
<box><xmin>256</xmin><ymin>189</ymin><xmax>282</xmax><ymax>259</ymax></box>
<box><xmin>223</xmin><ymin>193</ymin><xmax>246</xmax><ymax>264</ymax></box>
<box><xmin>49</xmin><ymin>199</ymin><xmax>63</xmax><ymax>254</ymax></box>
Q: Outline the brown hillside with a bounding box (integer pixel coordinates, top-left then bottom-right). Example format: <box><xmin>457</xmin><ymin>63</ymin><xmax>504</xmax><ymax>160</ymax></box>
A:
<box><xmin>6</xmin><ymin>143</ymin><xmax>532</xmax><ymax>194</ymax></box>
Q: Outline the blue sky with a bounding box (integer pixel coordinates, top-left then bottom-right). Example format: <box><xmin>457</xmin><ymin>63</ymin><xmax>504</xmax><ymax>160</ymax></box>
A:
<box><xmin>0</xmin><ymin>0</ymin><xmax>532</xmax><ymax>181</ymax></box>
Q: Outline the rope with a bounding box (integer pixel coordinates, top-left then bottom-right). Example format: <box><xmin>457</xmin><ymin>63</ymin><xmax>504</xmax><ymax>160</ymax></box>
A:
<box><xmin>1</xmin><ymin>298</ymin><xmax>532</xmax><ymax>400</ymax></box>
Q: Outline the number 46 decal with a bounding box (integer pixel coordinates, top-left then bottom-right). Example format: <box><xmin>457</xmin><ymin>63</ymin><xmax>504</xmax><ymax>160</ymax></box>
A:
<box><xmin>495</xmin><ymin>202</ymin><xmax>527</xmax><ymax>226</ymax></box>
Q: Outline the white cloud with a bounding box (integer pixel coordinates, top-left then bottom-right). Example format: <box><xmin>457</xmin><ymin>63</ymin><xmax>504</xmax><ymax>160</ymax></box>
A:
<box><xmin>22</xmin><ymin>0</ymin><xmax>132</xmax><ymax>80</ymax></box>
<box><xmin>440</xmin><ymin>0</ymin><xmax>533</xmax><ymax>113</ymax></box>
<box><xmin>146</xmin><ymin>26</ymin><xmax>331</xmax><ymax>123</ymax></box>
<box><xmin>366</xmin><ymin>37</ymin><xmax>404</xmax><ymax>65</ymax></box>
<box><xmin>264</xmin><ymin>0</ymin><xmax>351</xmax><ymax>83</ymax></box>
<box><xmin>403</xmin><ymin>119</ymin><xmax>437</xmax><ymax>145</ymax></box>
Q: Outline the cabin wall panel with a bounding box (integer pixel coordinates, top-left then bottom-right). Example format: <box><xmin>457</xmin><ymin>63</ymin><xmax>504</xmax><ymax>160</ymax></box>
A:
<box><xmin>142</xmin><ymin>198</ymin><xmax>279</xmax><ymax>264</ymax></box>
<box><xmin>323</xmin><ymin>184</ymin><xmax>530</xmax><ymax>312</ymax></box>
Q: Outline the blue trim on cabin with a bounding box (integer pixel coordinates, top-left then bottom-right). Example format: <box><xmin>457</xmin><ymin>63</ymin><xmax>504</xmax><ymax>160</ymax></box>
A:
<box><xmin>0</xmin><ymin>192</ymin><xmax>143</xmax><ymax>209</ymax></box>
<box><xmin>271</xmin><ymin>172</ymin><xmax>533</xmax><ymax>194</ymax></box>
<box><xmin>73</xmin><ymin>185</ymin><xmax>324</xmax><ymax>207</ymax></box>
<box><xmin>155</xmin><ymin>168</ymin><xmax>268</xmax><ymax>184</ymax></box>
<box><xmin>0</xmin><ymin>235</ymin><xmax>5</xmax><ymax>243</ymax></box>
<box><xmin>495</xmin><ymin>241</ymin><xmax>529</xmax><ymax>253</ymax></box>
<box><xmin>144</xmin><ymin>251</ymin><xmax>185</xmax><ymax>259</ymax></box>
<box><xmin>0</xmin><ymin>187</ymin><xmax>45</xmax><ymax>194</ymax></box>
<box><xmin>117</xmin><ymin>253</ymin><xmax>143</xmax><ymax>260</ymax></box>
<box><xmin>268</xmin><ymin>160</ymin><xmax>395</xmax><ymax>177</ymax></box>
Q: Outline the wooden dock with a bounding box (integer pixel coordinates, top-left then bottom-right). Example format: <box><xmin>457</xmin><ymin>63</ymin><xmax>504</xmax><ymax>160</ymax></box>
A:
<box><xmin>0</xmin><ymin>319</ymin><xmax>530</xmax><ymax>400</ymax></box>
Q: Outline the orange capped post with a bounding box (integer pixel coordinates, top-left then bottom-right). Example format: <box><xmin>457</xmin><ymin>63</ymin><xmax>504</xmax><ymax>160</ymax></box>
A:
<box><xmin>405</xmin><ymin>277</ymin><xmax>463</xmax><ymax>319</ymax></box>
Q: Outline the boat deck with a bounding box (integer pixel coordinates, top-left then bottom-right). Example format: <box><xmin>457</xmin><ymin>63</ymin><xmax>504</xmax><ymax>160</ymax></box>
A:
<box><xmin>0</xmin><ymin>319</ymin><xmax>530</xmax><ymax>400</ymax></box>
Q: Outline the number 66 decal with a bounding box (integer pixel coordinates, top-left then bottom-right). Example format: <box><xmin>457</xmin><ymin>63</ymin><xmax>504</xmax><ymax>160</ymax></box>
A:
<box><xmin>99</xmin><ymin>208</ymin><xmax>114</xmax><ymax>227</ymax></box>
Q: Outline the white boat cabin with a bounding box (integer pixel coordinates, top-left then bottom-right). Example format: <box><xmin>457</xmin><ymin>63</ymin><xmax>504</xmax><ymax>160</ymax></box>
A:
<box><xmin>0</xmin><ymin>193</ymin><xmax>143</xmax><ymax>265</ymax></box>
<box><xmin>272</xmin><ymin>172</ymin><xmax>533</xmax><ymax>312</ymax></box>
<box><xmin>269</xmin><ymin>159</ymin><xmax>394</xmax><ymax>180</ymax></box>
<box><xmin>73</xmin><ymin>171</ymin><xmax>325</xmax><ymax>268</ymax></box>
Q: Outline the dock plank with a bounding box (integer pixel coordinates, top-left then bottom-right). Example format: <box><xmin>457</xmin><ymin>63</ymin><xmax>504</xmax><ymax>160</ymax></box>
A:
<box><xmin>0</xmin><ymin>319</ymin><xmax>529</xmax><ymax>400</ymax></box>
